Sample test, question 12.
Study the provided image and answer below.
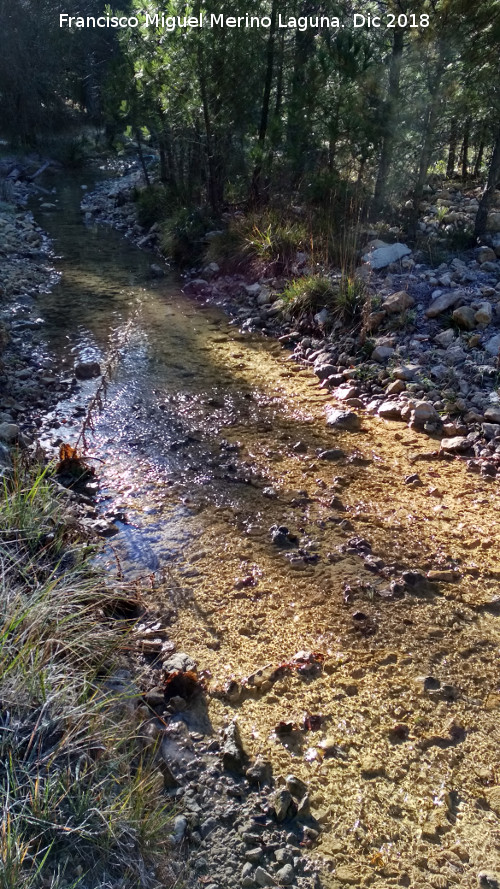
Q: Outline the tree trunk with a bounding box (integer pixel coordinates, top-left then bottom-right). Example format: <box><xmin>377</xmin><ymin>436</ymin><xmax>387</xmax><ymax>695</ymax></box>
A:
<box><xmin>473</xmin><ymin>123</ymin><xmax>487</xmax><ymax>178</ymax></box>
<box><xmin>411</xmin><ymin>41</ymin><xmax>448</xmax><ymax>234</ymax></box>
<box><xmin>446</xmin><ymin>118</ymin><xmax>458</xmax><ymax>179</ymax></box>
<box><xmin>371</xmin><ymin>29</ymin><xmax>404</xmax><ymax>217</ymax></box>
<box><xmin>286</xmin><ymin>1</ymin><xmax>317</xmax><ymax>183</ymax></box>
<box><xmin>461</xmin><ymin>117</ymin><xmax>471</xmax><ymax>181</ymax></box>
<box><xmin>250</xmin><ymin>0</ymin><xmax>278</xmax><ymax>204</ymax></box>
<box><xmin>135</xmin><ymin>130</ymin><xmax>150</xmax><ymax>187</ymax></box>
<box><xmin>474</xmin><ymin>125</ymin><xmax>500</xmax><ymax>239</ymax></box>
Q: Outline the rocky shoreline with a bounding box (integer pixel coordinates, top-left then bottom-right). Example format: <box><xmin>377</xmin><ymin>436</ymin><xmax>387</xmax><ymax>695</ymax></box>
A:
<box><xmin>0</xmin><ymin>163</ymin><xmax>73</xmax><ymax>464</ymax></box>
<box><xmin>82</xmin><ymin>167</ymin><xmax>500</xmax><ymax>480</ymax></box>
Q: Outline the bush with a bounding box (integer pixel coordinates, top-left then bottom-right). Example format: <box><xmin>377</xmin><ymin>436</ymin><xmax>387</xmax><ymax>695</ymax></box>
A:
<box><xmin>134</xmin><ymin>184</ymin><xmax>173</xmax><ymax>229</ymax></box>
<box><xmin>204</xmin><ymin>210</ymin><xmax>306</xmax><ymax>274</ymax></box>
<box><xmin>160</xmin><ymin>206</ymin><xmax>218</xmax><ymax>266</ymax></box>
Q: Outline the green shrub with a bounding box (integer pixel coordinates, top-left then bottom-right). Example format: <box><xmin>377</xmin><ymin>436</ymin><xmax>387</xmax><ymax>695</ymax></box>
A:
<box><xmin>134</xmin><ymin>184</ymin><xmax>172</xmax><ymax>228</ymax></box>
<box><xmin>281</xmin><ymin>275</ymin><xmax>337</xmax><ymax>320</ymax></box>
<box><xmin>246</xmin><ymin>214</ymin><xmax>307</xmax><ymax>273</ymax></box>
<box><xmin>335</xmin><ymin>275</ymin><xmax>367</xmax><ymax>323</ymax></box>
<box><xmin>160</xmin><ymin>206</ymin><xmax>217</xmax><ymax>265</ymax></box>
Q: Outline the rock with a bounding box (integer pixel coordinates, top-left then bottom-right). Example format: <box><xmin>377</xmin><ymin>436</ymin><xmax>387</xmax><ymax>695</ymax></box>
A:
<box><xmin>221</xmin><ymin>721</ymin><xmax>249</xmax><ymax>774</ymax></box>
<box><xmin>150</xmin><ymin>263</ymin><xmax>165</xmax><ymax>277</ymax></box>
<box><xmin>362</xmin><ymin>242</ymin><xmax>411</xmax><ymax>269</ymax></box>
<box><xmin>393</xmin><ymin>364</ymin><xmax>420</xmax><ymax>381</ymax></box>
<box><xmin>378</xmin><ymin>401</ymin><xmax>403</xmax><ymax>421</ymax></box>
<box><xmin>411</xmin><ymin>401</ymin><xmax>439</xmax><ymax>426</ymax></box>
<box><xmin>486</xmin><ymin>785</ymin><xmax>500</xmax><ymax>816</ymax></box>
<box><xmin>434</xmin><ymin>328</ymin><xmax>456</xmax><ymax>348</ymax></box>
<box><xmin>276</xmin><ymin>864</ymin><xmax>295</xmax><ymax>885</ymax></box>
<box><xmin>325</xmin><ymin>409</ymin><xmax>361</xmax><ymax>431</ymax></box>
<box><xmin>426</xmin><ymin>291</ymin><xmax>463</xmax><ymax>317</ymax></box>
<box><xmin>0</xmin><ymin>422</ymin><xmax>20</xmax><ymax>443</ymax></box>
<box><xmin>440</xmin><ymin>436</ymin><xmax>470</xmax><ymax>453</ymax></box>
<box><xmin>245</xmin><ymin>848</ymin><xmax>263</xmax><ymax>864</ymax></box>
<box><xmin>484</xmin><ymin>333</ymin><xmax>500</xmax><ymax>357</ymax></box>
<box><xmin>372</xmin><ymin>345</ymin><xmax>394</xmax><ymax>362</ymax></box>
<box><xmin>286</xmin><ymin>775</ymin><xmax>308</xmax><ymax>800</ymax></box>
<box><xmin>334</xmin><ymin>385</ymin><xmax>358</xmax><ymax>401</ymax></box>
<box><xmin>245</xmin><ymin>283</ymin><xmax>262</xmax><ymax>296</ymax></box>
<box><xmin>255</xmin><ymin>867</ymin><xmax>275</xmax><ymax>887</ymax></box>
<box><xmin>163</xmin><ymin>652</ymin><xmax>197</xmax><ymax>674</ymax></box>
<box><xmin>478</xmin><ymin>872</ymin><xmax>500</xmax><ymax>889</ymax></box>
<box><xmin>452</xmin><ymin>306</ymin><xmax>476</xmax><ymax>330</ymax></box>
<box><xmin>386</xmin><ymin>379</ymin><xmax>405</xmax><ymax>395</ymax></box>
<box><xmin>382</xmin><ymin>290</ymin><xmax>415</xmax><ymax>314</ymax></box>
<box><xmin>74</xmin><ymin>360</ymin><xmax>101</xmax><ymax>380</ymax></box>
<box><xmin>317</xmin><ymin>448</ymin><xmax>345</xmax><ymax>461</ymax></box>
<box><xmin>482</xmin><ymin>423</ymin><xmax>500</xmax><ymax>440</ymax></box>
<box><xmin>246</xmin><ymin>757</ymin><xmax>273</xmax><ymax>786</ymax></box>
<box><xmin>360</xmin><ymin>756</ymin><xmax>385</xmax><ymax>778</ymax></box>
<box><xmin>484</xmin><ymin>407</ymin><xmax>500</xmax><ymax>423</ymax></box>
<box><xmin>475</xmin><ymin>302</ymin><xmax>493</xmax><ymax>325</ymax></box>
<box><xmin>365</xmin><ymin>310</ymin><xmax>386</xmax><ymax>332</ymax></box>
<box><xmin>477</xmin><ymin>247</ymin><xmax>497</xmax><ymax>264</ymax></box>
<box><xmin>273</xmin><ymin>789</ymin><xmax>293</xmax><ymax>822</ymax></box>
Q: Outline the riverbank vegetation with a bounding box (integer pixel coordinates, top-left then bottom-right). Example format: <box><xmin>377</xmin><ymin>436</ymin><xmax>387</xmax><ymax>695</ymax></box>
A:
<box><xmin>0</xmin><ymin>458</ymin><xmax>171</xmax><ymax>888</ymax></box>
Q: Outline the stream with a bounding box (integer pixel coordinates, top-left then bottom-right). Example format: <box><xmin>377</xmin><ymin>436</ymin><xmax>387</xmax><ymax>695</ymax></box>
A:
<box><xmin>33</xmin><ymin>177</ymin><xmax>500</xmax><ymax>887</ymax></box>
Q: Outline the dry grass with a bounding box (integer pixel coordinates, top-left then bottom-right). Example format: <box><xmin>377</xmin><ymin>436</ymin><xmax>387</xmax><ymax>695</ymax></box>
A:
<box><xmin>0</xmin><ymin>458</ymin><xmax>173</xmax><ymax>888</ymax></box>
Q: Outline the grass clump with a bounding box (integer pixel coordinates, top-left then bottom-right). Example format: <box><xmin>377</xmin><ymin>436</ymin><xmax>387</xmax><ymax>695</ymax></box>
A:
<box><xmin>0</xmin><ymin>459</ymin><xmax>172</xmax><ymax>888</ymax></box>
<box><xmin>280</xmin><ymin>274</ymin><xmax>367</xmax><ymax>326</ymax></box>
<box><xmin>281</xmin><ymin>275</ymin><xmax>337</xmax><ymax>320</ymax></box>
<box><xmin>204</xmin><ymin>210</ymin><xmax>306</xmax><ymax>274</ymax></box>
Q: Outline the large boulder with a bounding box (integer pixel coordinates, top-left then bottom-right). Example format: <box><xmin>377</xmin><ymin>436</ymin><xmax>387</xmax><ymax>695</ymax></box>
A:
<box><xmin>362</xmin><ymin>242</ymin><xmax>411</xmax><ymax>270</ymax></box>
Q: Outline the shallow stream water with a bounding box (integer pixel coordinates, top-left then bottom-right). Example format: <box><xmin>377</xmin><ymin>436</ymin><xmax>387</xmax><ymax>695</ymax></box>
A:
<box><xmin>34</xmin><ymin>178</ymin><xmax>500</xmax><ymax>887</ymax></box>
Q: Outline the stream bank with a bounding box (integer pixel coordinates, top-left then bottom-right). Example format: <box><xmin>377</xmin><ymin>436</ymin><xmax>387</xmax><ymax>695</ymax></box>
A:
<box><xmin>21</xmin><ymin>167</ymin><xmax>500</xmax><ymax>889</ymax></box>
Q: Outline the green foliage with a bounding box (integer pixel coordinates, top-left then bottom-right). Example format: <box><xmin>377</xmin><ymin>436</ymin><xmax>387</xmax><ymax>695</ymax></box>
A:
<box><xmin>0</xmin><ymin>460</ymin><xmax>172</xmax><ymax>887</ymax></box>
<box><xmin>246</xmin><ymin>216</ymin><xmax>307</xmax><ymax>274</ymax></box>
<box><xmin>160</xmin><ymin>207</ymin><xmax>217</xmax><ymax>265</ymax></box>
<box><xmin>280</xmin><ymin>273</ymin><xmax>367</xmax><ymax>325</ymax></box>
<box><xmin>281</xmin><ymin>276</ymin><xmax>338</xmax><ymax>320</ymax></box>
<box><xmin>134</xmin><ymin>183</ymin><xmax>173</xmax><ymax>228</ymax></box>
<box><xmin>335</xmin><ymin>275</ymin><xmax>367</xmax><ymax>323</ymax></box>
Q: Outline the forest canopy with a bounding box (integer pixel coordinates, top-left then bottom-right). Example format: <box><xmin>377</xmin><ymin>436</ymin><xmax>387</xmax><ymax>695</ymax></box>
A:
<box><xmin>1</xmin><ymin>0</ymin><xmax>500</xmax><ymax>234</ymax></box>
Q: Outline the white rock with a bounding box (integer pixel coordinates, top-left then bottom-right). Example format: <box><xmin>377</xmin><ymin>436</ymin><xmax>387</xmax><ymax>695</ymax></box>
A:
<box><xmin>362</xmin><ymin>242</ymin><xmax>411</xmax><ymax>270</ymax></box>
<box><xmin>411</xmin><ymin>401</ymin><xmax>439</xmax><ymax>425</ymax></box>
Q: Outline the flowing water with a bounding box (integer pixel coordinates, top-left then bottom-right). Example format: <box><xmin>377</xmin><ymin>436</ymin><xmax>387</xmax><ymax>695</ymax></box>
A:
<box><xmin>34</xmin><ymin>178</ymin><xmax>500</xmax><ymax>886</ymax></box>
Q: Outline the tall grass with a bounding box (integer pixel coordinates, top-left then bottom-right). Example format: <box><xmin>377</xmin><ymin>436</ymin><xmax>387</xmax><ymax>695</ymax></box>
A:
<box><xmin>0</xmin><ymin>459</ymin><xmax>172</xmax><ymax>888</ymax></box>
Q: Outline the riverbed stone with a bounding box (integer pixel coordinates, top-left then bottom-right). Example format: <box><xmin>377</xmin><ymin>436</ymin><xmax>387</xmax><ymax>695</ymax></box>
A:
<box><xmin>452</xmin><ymin>306</ymin><xmax>476</xmax><ymax>330</ymax></box>
<box><xmin>74</xmin><ymin>360</ymin><xmax>101</xmax><ymax>380</ymax></box>
<box><xmin>362</xmin><ymin>242</ymin><xmax>411</xmax><ymax>269</ymax></box>
<box><xmin>382</xmin><ymin>290</ymin><xmax>414</xmax><ymax>314</ymax></box>
<box><xmin>484</xmin><ymin>333</ymin><xmax>500</xmax><ymax>356</ymax></box>
<box><xmin>0</xmin><ymin>422</ymin><xmax>20</xmax><ymax>443</ymax></box>
<box><xmin>426</xmin><ymin>290</ymin><xmax>463</xmax><ymax>317</ymax></box>
<box><xmin>326</xmin><ymin>409</ymin><xmax>361</xmax><ymax>431</ymax></box>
